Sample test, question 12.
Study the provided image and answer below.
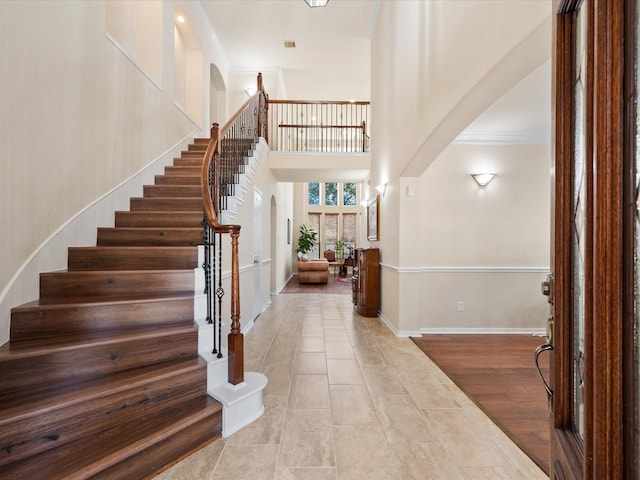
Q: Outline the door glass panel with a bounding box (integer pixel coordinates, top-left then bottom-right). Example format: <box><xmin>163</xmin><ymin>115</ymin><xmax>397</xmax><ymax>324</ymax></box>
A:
<box><xmin>572</xmin><ymin>3</ymin><xmax>587</xmax><ymax>444</ymax></box>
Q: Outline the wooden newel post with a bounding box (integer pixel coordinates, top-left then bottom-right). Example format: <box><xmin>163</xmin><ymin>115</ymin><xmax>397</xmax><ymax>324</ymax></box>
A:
<box><xmin>211</xmin><ymin>122</ymin><xmax>219</xmax><ymax>139</ymax></box>
<box><xmin>227</xmin><ymin>228</ymin><xmax>244</xmax><ymax>385</ymax></box>
<box><xmin>361</xmin><ymin>121</ymin><xmax>366</xmax><ymax>152</ymax></box>
<box><xmin>257</xmin><ymin>73</ymin><xmax>264</xmax><ymax>139</ymax></box>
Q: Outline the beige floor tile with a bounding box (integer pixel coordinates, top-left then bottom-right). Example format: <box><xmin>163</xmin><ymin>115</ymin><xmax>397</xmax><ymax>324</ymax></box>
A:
<box><xmin>324</xmin><ymin>341</ymin><xmax>355</xmax><ymax>359</ymax></box>
<box><xmin>323</xmin><ymin>327</ymin><xmax>349</xmax><ymax>341</ymax></box>
<box><xmin>279</xmin><ymin>409</ymin><xmax>335</xmax><ymax>468</ymax></box>
<box><xmin>439</xmin><ymin>435</ymin><xmax>516</xmax><ymax>468</ymax></box>
<box><xmin>360</xmin><ymin>364</ymin><xmax>409</xmax><ymax>396</ymax></box>
<box><xmin>294</xmin><ymin>352</ymin><xmax>327</xmax><ymax>375</ymax></box>
<box><xmin>158</xmin><ymin>293</ymin><xmax>548</xmax><ymax>480</ymax></box>
<box><xmin>301</xmin><ymin>325</ymin><xmax>324</xmax><ymax>337</ymax></box>
<box><xmin>372</xmin><ymin>393</ymin><xmax>438</xmax><ymax>446</ymax></box>
<box><xmin>329</xmin><ymin>384</ymin><xmax>378</xmax><ymax>425</ymax></box>
<box><xmin>261</xmin><ymin>363</ymin><xmax>293</xmax><ymax>396</ymax></box>
<box><xmin>403</xmin><ymin>379</ymin><xmax>464</xmax><ymax>409</ymax></box>
<box><xmin>274</xmin><ymin>466</ymin><xmax>338</xmax><ymax>480</ymax></box>
<box><xmin>288</xmin><ymin>374</ymin><xmax>330</xmax><ymax>409</ymax></box>
<box><xmin>212</xmin><ymin>444</ymin><xmax>279</xmax><ymax>480</ymax></box>
<box><xmin>297</xmin><ymin>336</ymin><xmax>326</xmax><ymax>352</ymax></box>
<box><xmin>333</xmin><ymin>424</ymin><xmax>400</xmax><ymax>468</ymax></box>
<box><xmin>226</xmin><ymin>395</ymin><xmax>287</xmax><ymax>446</ymax></box>
<box><xmin>353</xmin><ymin>346</ymin><xmax>388</xmax><ymax>366</ymax></box>
<box><xmin>327</xmin><ymin>359</ymin><xmax>365</xmax><ymax>385</ymax></box>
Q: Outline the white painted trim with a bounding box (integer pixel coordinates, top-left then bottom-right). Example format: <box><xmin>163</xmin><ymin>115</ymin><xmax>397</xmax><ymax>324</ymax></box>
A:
<box><xmin>380</xmin><ymin>263</ymin><xmax>550</xmax><ymax>274</ymax></box>
<box><xmin>376</xmin><ymin>312</ymin><xmax>422</xmax><ymax>338</ymax></box>
<box><xmin>418</xmin><ymin>328</ymin><xmax>547</xmax><ymax>336</ymax></box>
<box><xmin>173</xmin><ymin>101</ymin><xmax>204</xmax><ymax>129</ymax></box>
<box><xmin>105</xmin><ymin>32</ymin><xmax>162</xmax><ymax>90</ymax></box>
<box><xmin>377</xmin><ymin>311</ymin><xmax>546</xmax><ymax>339</ymax></box>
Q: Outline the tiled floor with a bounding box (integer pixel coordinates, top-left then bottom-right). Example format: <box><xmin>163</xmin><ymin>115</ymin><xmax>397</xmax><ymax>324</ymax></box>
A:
<box><xmin>156</xmin><ymin>293</ymin><xmax>548</xmax><ymax>480</ymax></box>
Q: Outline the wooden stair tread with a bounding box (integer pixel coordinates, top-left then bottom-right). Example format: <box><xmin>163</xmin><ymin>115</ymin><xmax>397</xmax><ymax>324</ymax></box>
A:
<box><xmin>39</xmin><ymin>269</ymin><xmax>195</xmax><ymax>300</ymax></box>
<box><xmin>67</xmin><ymin>246</ymin><xmax>199</xmax><ymax>271</ymax></box>
<box><xmin>96</xmin><ymin>227</ymin><xmax>203</xmax><ymax>247</ymax></box>
<box><xmin>0</xmin><ymin>324</ymin><xmax>196</xmax><ymax>358</ymax></box>
<box><xmin>12</xmin><ymin>292</ymin><xmax>194</xmax><ymax>310</ymax></box>
<box><xmin>1</xmin><ymin>395</ymin><xmax>221</xmax><ymax>480</ymax></box>
<box><xmin>0</xmin><ymin>358</ymin><xmax>205</xmax><ymax>425</ymax></box>
<box><xmin>114</xmin><ymin>211</ymin><xmax>203</xmax><ymax>228</ymax></box>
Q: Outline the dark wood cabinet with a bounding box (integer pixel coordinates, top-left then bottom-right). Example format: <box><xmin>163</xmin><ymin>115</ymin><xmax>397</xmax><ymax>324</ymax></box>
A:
<box><xmin>352</xmin><ymin>248</ymin><xmax>379</xmax><ymax>317</ymax></box>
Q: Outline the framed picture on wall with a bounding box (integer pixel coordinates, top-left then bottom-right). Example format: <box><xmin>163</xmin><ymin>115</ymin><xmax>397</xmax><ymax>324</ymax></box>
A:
<box><xmin>367</xmin><ymin>195</ymin><xmax>380</xmax><ymax>241</ymax></box>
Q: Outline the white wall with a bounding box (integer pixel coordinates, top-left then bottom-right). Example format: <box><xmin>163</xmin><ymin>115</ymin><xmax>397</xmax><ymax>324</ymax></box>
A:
<box><xmin>0</xmin><ymin>0</ymin><xmax>230</xmax><ymax>345</ymax></box>
<box><xmin>380</xmin><ymin>143</ymin><xmax>550</xmax><ymax>335</ymax></box>
<box><xmin>369</xmin><ymin>0</ymin><xmax>553</xmax><ymax>334</ymax></box>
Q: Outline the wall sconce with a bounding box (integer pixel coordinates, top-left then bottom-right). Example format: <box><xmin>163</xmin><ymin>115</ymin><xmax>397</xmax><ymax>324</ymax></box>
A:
<box><xmin>376</xmin><ymin>183</ymin><xmax>387</xmax><ymax>196</ymax></box>
<box><xmin>245</xmin><ymin>87</ymin><xmax>257</xmax><ymax>97</ymax></box>
<box><xmin>471</xmin><ymin>173</ymin><xmax>495</xmax><ymax>187</ymax></box>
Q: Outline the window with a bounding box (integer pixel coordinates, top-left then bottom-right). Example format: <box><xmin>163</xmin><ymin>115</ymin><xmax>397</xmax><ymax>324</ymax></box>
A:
<box><xmin>325</xmin><ymin>182</ymin><xmax>338</xmax><ymax>206</ymax></box>
<box><xmin>324</xmin><ymin>214</ymin><xmax>338</xmax><ymax>249</ymax></box>
<box><xmin>343</xmin><ymin>213</ymin><xmax>356</xmax><ymax>245</ymax></box>
<box><xmin>308</xmin><ymin>182</ymin><xmax>320</xmax><ymax>205</ymax></box>
<box><xmin>307</xmin><ymin>213</ymin><xmax>321</xmax><ymax>258</ymax></box>
<box><xmin>343</xmin><ymin>183</ymin><xmax>356</xmax><ymax>206</ymax></box>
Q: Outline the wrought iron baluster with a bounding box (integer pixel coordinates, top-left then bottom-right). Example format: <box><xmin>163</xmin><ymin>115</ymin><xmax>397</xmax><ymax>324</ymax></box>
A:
<box><xmin>211</xmin><ymin>228</ymin><xmax>218</xmax><ymax>355</ymax></box>
<box><xmin>216</xmin><ymin>231</ymin><xmax>224</xmax><ymax>359</ymax></box>
<box><xmin>202</xmin><ymin>216</ymin><xmax>212</xmax><ymax>326</ymax></box>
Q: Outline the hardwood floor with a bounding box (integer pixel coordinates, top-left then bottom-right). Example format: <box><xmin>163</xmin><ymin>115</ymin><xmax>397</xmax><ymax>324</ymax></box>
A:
<box><xmin>410</xmin><ymin>334</ymin><xmax>550</xmax><ymax>475</ymax></box>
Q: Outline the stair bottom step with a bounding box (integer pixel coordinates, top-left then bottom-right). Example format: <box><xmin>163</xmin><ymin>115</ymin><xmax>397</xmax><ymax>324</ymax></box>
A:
<box><xmin>3</xmin><ymin>396</ymin><xmax>222</xmax><ymax>480</ymax></box>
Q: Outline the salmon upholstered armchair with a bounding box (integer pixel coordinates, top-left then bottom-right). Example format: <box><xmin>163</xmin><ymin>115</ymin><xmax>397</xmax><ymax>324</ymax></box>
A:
<box><xmin>297</xmin><ymin>254</ymin><xmax>329</xmax><ymax>284</ymax></box>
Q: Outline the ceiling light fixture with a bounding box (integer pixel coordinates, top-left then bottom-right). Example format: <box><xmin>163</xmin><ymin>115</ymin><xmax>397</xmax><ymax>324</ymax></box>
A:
<box><xmin>304</xmin><ymin>0</ymin><xmax>329</xmax><ymax>7</ymax></box>
<box><xmin>471</xmin><ymin>173</ymin><xmax>496</xmax><ymax>187</ymax></box>
<box><xmin>176</xmin><ymin>15</ymin><xmax>185</xmax><ymax>23</ymax></box>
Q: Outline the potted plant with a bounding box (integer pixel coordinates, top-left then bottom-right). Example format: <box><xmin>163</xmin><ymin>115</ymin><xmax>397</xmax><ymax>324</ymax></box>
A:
<box><xmin>296</xmin><ymin>224</ymin><xmax>318</xmax><ymax>255</ymax></box>
<box><xmin>335</xmin><ymin>239</ymin><xmax>345</xmax><ymax>261</ymax></box>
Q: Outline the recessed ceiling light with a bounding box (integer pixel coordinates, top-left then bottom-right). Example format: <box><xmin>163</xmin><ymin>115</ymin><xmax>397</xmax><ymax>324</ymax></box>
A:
<box><xmin>284</xmin><ymin>40</ymin><xmax>296</xmax><ymax>48</ymax></box>
<box><xmin>305</xmin><ymin>0</ymin><xmax>329</xmax><ymax>7</ymax></box>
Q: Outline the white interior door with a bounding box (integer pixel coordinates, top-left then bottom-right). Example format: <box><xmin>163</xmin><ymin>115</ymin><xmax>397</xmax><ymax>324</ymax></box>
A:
<box><xmin>253</xmin><ymin>188</ymin><xmax>263</xmax><ymax>318</ymax></box>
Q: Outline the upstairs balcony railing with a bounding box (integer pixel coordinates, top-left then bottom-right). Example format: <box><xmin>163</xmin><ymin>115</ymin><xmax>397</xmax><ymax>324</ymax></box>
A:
<box><xmin>267</xmin><ymin>100</ymin><xmax>370</xmax><ymax>153</ymax></box>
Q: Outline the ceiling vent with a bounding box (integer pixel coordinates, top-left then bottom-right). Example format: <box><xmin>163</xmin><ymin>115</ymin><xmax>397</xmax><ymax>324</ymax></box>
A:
<box><xmin>284</xmin><ymin>41</ymin><xmax>296</xmax><ymax>48</ymax></box>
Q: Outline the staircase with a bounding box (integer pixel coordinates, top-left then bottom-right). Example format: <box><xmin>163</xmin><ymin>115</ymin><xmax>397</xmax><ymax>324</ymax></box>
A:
<box><xmin>0</xmin><ymin>138</ymin><xmax>225</xmax><ymax>479</ymax></box>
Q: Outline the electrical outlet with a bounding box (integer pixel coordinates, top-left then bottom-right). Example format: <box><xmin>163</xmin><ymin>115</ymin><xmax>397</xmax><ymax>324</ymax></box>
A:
<box><xmin>457</xmin><ymin>301</ymin><xmax>464</xmax><ymax>312</ymax></box>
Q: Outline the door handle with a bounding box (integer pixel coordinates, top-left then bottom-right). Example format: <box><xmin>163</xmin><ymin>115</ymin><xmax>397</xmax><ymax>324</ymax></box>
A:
<box><xmin>535</xmin><ymin>342</ymin><xmax>553</xmax><ymax>411</ymax></box>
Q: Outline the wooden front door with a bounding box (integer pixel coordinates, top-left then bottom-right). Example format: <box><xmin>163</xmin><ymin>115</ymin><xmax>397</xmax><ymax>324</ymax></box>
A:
<box><xmin>542</xmin><ymin>1</ymin><xmax>639</xmax><ymax>478</ymax></box>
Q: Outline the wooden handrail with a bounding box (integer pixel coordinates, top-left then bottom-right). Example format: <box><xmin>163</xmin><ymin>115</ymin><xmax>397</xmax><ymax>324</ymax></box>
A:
<box><xmin>268</xmin><ymin>99</ymin><xmax>370</xmax><ymax>105</ymax></box>
<box><xmin>200</xmin><ymin>73</ymin><xmax>267</xmax><ymax>386</ymax></box>
<box><xmin>279</xmin><ymin>124</ymin><xmax>364</xmax><ymax>129</ymax></box>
